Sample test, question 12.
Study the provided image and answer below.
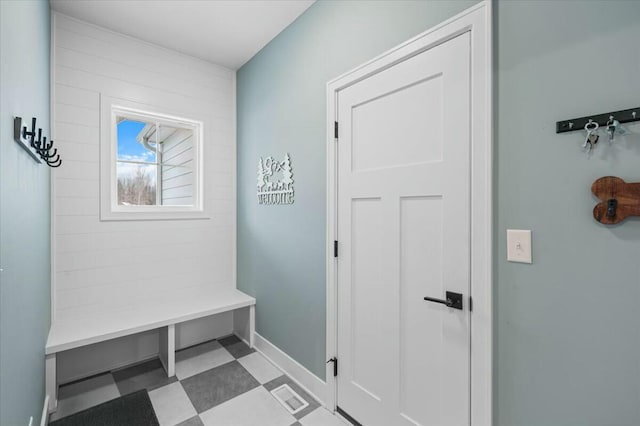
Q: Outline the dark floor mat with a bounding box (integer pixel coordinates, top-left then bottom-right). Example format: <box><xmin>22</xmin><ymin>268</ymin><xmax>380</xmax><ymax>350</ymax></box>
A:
<box><xmin>49</xmin><ymin>389</ymin><xmax>159</xmax><ymax>426</ymax></box>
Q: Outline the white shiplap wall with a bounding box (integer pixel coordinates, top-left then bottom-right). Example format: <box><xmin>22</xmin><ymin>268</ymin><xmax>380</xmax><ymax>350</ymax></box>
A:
<box><xmin>52</xmin><ymin>13</ymin><xmax>236</xmax><ymax>381</ymax></box>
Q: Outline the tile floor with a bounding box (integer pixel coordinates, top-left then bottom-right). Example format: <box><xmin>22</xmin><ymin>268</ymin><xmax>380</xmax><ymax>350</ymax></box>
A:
<box><xmin>50</xmin><ymin>335</ymin><xmax>346</xmax><ymax>426</ymax></box>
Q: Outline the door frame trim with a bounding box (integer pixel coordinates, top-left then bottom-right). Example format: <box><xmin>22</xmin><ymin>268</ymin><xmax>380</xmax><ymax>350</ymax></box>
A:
<box><xmin>324</xmin><ymin>2</ymin><xmax>493</xmax><ymax>424</ymax></box>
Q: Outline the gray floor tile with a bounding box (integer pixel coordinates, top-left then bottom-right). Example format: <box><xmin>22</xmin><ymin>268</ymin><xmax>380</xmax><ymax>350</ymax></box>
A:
<box><xmin>149</xmin><ymin>382</ymin><xmax>197</xmax><ymax>426</ymax></box>
<box><xmin>48</xmin><ymin>343</ymin><xmax>326</xmax><ymax>426</ymax></box>
<box><xmin>217</xmin><ymin>335</ymin><xmax>241</xmax><ymax>346</ymax></box>
<box><xmin>199</xmin><ymin>387</ymin><xmax>295</xmax><ymax>426</ymax></box>
<box><xmin>175</xmin><ymin>340</ymin><xmax>234</xmax><ymax>380</ymax></box>
<box><xmin>50</xmin><ymin>373</ymin><xmax>120</xmax><ymax>421</ymax></box>
<box><xmin>264</xmin><ymin>375</ymin><xmax>320</xmax><ymax>420</ymax></box>
<box><xmin>238</xmin><ymin>352</ymin><xmax>282</xmax><ymax>384</ymax></box>
<box><xmin>218</xmin><ymin>334</ymin><xmax>255</xmax><ymax>358</ymax></box>
<box><xmin>176</xmin><ymin>415</ymin><xmax>205</xmax><ymax>426</ymax></box>
<box><xmin>181</xmin><ymin>360</ymin><xmax>260</xmax><ymax>413</ymax></box>
<box><xmin>177</xmin><ymin>340</ymin><xmax>227</xmax><ymax>361</ymax></box>
<box><xmin>299</xmin><ymin>408</ymin><xmax>347</xmax><ymax>426</ymax></box>
<box><xmin>112</xmin><ymin>358</ymin><xmax>177</xmax><ymax>395</ymax></box>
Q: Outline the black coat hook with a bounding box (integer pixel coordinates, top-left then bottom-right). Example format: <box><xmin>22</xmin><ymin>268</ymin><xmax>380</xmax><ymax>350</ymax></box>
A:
<box><xmin>13</xmin><ymin>116</ymin><xmax>62</xmax><ymax>168</ymax></box>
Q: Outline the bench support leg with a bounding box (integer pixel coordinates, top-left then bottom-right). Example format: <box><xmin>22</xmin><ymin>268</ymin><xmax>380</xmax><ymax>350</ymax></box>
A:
<box><xmin>159</xmin><ymin>324</ymin><xmax>175</xmax><ymax>377</ymax></box>
<box><xmin>249</xmin><ymin>305</ymin><xmax>255</xmax><ymax>348</ymax></box>
<box><xmin>45</xmin><ymin>353</ymin><xmax>58</xmax><ymax>413</ymax></box>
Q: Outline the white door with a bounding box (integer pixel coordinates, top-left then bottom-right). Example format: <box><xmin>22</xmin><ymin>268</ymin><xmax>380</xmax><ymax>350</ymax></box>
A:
<box><xmin>336</xmin><ymin>32</ymin><xmax>471</xmax><ymax>426</ymax></box>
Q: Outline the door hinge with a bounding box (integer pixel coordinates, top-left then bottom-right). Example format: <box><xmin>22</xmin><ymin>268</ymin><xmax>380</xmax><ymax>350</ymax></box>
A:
<box><xmin>327</xmin><ymin>357</ymin><xmax>338</xmax><ymax>377</ymax></box>
<box><xmin>334</xmin><ymin>121</ymin><xmax>339</xmax><ymax>139</ymax></box>
<box><xmin>334</xmin><ymin>240</ymin><xmax>338</xmax><ymax>258</ymax></box>
<box><xmin>469</xmin><ymin>296</ymin><xmax>473</xmax><ymax>312</ymax></box>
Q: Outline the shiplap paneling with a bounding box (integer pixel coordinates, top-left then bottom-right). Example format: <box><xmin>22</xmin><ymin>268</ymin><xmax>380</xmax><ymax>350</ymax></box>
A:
<box><xmin>54</xmin><ymin>19</ymin><xmax>230</xmax><ymax>87</ymax></box>
<box><xmin>55</xmin><ymin>121</ymin><xmax>99</xmax><ymax>144</ymax></box>
<box><xmin>52</xmin><ymin>13</ymin><xmax>236</xmax><ymax>377</ymax></box>
<box><xmin>54</xmin><ymin>142</ymin><xmax>98</xmax><ymax>162</ymax></box>
<box><xmin>55</xmin><ymin>84</ymin><xmax>100</xmax><ymax>109</ymax></box>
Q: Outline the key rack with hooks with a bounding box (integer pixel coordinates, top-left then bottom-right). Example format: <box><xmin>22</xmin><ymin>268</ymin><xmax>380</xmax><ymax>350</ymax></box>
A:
<box><xmin>556</xmin><ymin>107</ymin><xmax>640</xmax><ymax>134</ymax></box>
<box><xmin>13</xmin><ymin>116</ymin><xmax>62</xmax><ymax>167</ymax></box>
<box><xmin>556</xmin><ymin>107</ymin><xmax>640</xmax><ymax>153</ymax></box>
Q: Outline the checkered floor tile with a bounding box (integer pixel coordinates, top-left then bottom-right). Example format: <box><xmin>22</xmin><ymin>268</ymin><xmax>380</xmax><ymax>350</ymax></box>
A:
<box><xmin>50</xmin><ymin>335</ymin><xmax>347</xmax><ymax>426</ymax></box>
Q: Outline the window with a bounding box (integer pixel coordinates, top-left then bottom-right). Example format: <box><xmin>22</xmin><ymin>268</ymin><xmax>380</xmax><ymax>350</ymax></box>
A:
<box><xmin>100</xmin><ymin>101</ymin><xmax>205</xmax><ymax>220</ymax></box>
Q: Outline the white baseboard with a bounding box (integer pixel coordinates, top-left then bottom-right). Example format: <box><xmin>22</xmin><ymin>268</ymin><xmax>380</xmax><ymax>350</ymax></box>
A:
<box><xmin>41</xmin><ymin>395</ymin><xmax>49</xmax><ymax>426</ymax></box>
<box><xmin>252</xmin><ymin>332</ymin><xmax>328</xmax><ymax>406</ymax></box>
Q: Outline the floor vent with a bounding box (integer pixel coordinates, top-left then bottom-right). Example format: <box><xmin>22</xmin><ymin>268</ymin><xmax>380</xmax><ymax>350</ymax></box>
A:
<box><xmin>270</xmin><ymin>384</ymin><xmax>309</xmax><ymax>415</ymax></box>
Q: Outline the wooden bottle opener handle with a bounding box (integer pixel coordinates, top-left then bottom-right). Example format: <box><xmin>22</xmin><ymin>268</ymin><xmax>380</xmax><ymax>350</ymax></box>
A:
<box><xmin>592</xmin><ymin>176</ymin><xmax>640</xmax><ymax>224</ymax></box>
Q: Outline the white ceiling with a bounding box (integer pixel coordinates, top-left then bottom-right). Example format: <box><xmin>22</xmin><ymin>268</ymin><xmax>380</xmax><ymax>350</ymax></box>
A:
<box><xmin>50</xmin><ymin>0</ymin><xmax>315</xmax><ymax>69</ymax></box>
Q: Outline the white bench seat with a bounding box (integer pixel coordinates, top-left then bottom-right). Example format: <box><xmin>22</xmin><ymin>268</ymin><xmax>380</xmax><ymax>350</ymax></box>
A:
<box><xmin>45</xmin><ymin>287</ymin><xmax>255</xmax><ymax>413</ymax></box>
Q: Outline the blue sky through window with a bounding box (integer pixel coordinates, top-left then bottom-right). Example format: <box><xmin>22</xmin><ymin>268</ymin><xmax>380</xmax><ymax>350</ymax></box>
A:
<box><xmin>117</xmin><ymin>119</ymin><xmax>155</xmax><ymax>162</ymax></box>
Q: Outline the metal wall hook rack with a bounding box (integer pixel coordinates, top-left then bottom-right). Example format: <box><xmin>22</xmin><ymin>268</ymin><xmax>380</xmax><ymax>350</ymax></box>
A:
<box><xmin>13</xmin><ymin>116</ymin><xmax>62</xmax><ymax>167</ymax></box>
<box><xmin>556</xmin><ymin>107</ymin><xmax>639</xmax><ymax>134</ymax></box>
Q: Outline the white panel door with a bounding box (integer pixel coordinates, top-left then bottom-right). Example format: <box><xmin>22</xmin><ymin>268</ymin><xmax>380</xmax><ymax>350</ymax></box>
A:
<box><xmin>336</xmin><ymin>32</ymin><xmax>471</xmax><ymax>426</ymax></box>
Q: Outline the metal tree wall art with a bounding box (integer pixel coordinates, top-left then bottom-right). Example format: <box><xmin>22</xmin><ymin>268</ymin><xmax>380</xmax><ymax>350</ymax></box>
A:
<box><xmin>257</xmin><ymin>153</ymin><xmax>294</xmax><ymax>205</ymax></box>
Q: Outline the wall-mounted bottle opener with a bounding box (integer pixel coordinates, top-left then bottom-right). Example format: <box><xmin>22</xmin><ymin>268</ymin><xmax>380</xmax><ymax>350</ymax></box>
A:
<box><xmin>592</xmin><ymin>176</ymin><xmax>640</xmax><ymax>224</ymax></box>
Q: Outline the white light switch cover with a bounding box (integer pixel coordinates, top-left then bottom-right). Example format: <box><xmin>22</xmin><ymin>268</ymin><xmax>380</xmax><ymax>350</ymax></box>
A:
<box><xmin>507</xmin><ymin>229</ymin><xmax>532</xmax><ymax>264</ymax></box>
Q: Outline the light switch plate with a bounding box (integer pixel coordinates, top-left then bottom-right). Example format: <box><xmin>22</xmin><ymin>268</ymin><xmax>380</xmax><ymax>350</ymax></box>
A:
<box><xmin>507</xmin><ymin>229</ymin><xmax>532</xmax><ymax>264</ymax></box>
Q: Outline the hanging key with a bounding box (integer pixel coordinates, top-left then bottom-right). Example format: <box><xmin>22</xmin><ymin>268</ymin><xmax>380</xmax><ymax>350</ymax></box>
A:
<box><xmin>583</xmin><ymin>132</ymin><xmax>598</xmax><ymax>152</ymax></box>
<box><xmin>583</xmin><ymin>120</ymin><xmax>599</xmax><ymax>153</ymax></box>
<box><xmin>606</xmin><ymin>117</ymin><xmax>621</xmax><ymax>144</ymax></box>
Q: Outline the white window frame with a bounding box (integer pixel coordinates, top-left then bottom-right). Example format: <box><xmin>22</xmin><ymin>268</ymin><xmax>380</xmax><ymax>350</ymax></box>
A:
<box><xmin>100</xmin><ymin>96</ymin><xmax>207</xmax><ymax>221</ymax></box>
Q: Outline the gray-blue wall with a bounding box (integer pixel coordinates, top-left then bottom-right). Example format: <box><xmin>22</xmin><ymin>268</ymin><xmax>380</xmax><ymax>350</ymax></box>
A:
<box><xmin>0</xmin><ymin>1</ymin><xmax>51</xmax><ymax>425</ymax></box>
<box><xmin>237</xmin><ymin>1</ymin><xmax>640</xmax><ymax>424</ymax></box>
<box><xmin>495</xmin><ymin>2</ymin><xmax>640</xmax><ymax>425</ymax></box>
<box><xmin>237</xmin><ymin>0</ymin><xmax>477</xmax><ymax>381</ymax></box>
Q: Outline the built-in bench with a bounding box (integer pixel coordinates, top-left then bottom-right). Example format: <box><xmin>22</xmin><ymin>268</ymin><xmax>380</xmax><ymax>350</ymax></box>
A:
<box><xmin>45</xmin><ymin>287</ymin><xmax>255</xmax><ymax>412</ymax></box>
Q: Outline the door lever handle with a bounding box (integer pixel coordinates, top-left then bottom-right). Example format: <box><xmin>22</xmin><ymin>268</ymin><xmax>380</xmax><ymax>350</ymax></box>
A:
<box><xmin>423</xmin><ymin>291</ymin><xmax>463</xmax><ymax>310</ymax></box>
